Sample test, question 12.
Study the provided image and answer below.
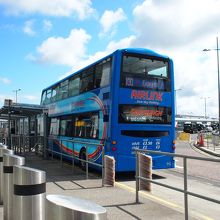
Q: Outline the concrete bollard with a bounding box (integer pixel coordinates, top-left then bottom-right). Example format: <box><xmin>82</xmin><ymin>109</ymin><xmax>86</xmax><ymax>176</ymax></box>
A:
<box><xmin>138</xmin><ymin>153</ymin><xmax>152</xmax><ymax>192</ymax></box>
<box><xmin>0</xmin><ymin>148</ymin><xmax>13</xmax><ymax>205</ymax></box>
<box><xmin>3</xmin><ymin>154</ymin><xmax>25</xmax><ymax>220</ymax></box>
<box><xmin>13</xmin><ymin>165</ymin><xmax>46</xmax><ymax>220</ymax></box>
<box><xmin>104</xmin><ymin>155</ymin><xmax>115</xmax><ymax>186</ymax></box>
<box><xmin>46</xmin><ymin>194</ymin><xmax>107</xmax><ymax>220</ymax></box>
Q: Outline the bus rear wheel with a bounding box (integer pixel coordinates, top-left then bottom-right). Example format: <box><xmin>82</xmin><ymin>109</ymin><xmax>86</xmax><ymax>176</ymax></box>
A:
<box><xmin>79</xmin><ymin>149</ymin><xmax>86</xmax><ymax>170</ymax></box>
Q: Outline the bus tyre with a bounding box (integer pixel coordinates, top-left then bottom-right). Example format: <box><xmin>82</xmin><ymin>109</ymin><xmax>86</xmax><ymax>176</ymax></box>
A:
<box><xmin>80</xmin><ymin>149</ymin><xmax>86</xmax><ymax>171</ymax></box>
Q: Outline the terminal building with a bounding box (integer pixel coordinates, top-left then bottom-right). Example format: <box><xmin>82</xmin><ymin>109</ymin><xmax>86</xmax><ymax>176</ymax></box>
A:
<box><xmin>175</xmin><ymin>114</ymin><xmax>218</xmax><ymax>131</ymax></box>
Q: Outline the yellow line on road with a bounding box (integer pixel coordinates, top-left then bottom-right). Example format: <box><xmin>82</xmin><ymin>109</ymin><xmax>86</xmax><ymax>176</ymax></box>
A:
<box><xmin>115</xmin><ymin>182</ymin><xmax>214</xmax><ymax>220</ymax></box>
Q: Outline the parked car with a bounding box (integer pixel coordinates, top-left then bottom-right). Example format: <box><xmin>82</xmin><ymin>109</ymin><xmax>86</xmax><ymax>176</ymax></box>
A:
<box><xmin>205</xmin><ymin>125</ymin><xmax>213</xmax><ymax>132</ymax></box>
<box><xmin>211</xmin><ymin>123</ymin><xmax>218</xmax><ymax>131</ymax></box>
<box><xmin>183</xmin><ymin>122</ymin><xmax>198</xmax><ymax>134</ymax></box>
<box><xmin>196</xmin><ymin>123</ymin><xmax>205</xmax><ymax>132</ymax></box>
<box><xmin>212</xmin><ymin>130</ymin><xmax>219</xmax><ymax>135</ymax></box>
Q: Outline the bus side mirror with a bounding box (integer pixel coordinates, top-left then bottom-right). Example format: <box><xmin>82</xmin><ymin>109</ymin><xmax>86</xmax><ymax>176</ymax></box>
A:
<box><xmin>103</xmin><ymin>115</ymin><xmax>109</xmax><ymax>122</ymax></box>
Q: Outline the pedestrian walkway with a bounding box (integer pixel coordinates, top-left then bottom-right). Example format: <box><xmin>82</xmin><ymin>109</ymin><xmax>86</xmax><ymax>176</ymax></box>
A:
<box><xmin>196</xmin><ymin>144</ymin><xmax>220</xmax><ymax>157</ymax></box>
<box><xmin>0</xmin><ymin>154</ymin><xmax>190</xmax><ymax>220</ymax></box>
<box><xmin>193</xmin><ymin>133</ymin><xmax>220</xmax><ymax>157</ymax></box>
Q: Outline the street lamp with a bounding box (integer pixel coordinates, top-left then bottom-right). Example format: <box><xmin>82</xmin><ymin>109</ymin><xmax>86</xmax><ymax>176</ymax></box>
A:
<box><xmin>13</xmin><ymin>89</ymin><xmax>21</xmax><ymax>103</ymax></box>
<box><xmin>175</xmin><ymin>88</ymin><xmax>182</xmax><ymax>116</ymax></box>
<box><xmin>203</xmin><ymin>37</ymin><xmax>220</xmax><ymax>131</ymax></box>
<box><xmin>200</xmin><ymin>97</ymin><xmax>211</xmax><ymax>118</ymax></box>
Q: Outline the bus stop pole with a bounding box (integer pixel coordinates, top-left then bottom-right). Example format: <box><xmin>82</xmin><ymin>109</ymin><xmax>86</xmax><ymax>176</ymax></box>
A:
<box><xmin>8</xmin><ymin>104</ymin><xmax>11</xmax><ymax>149</ymax></box>
<box><xmin>86</xmin><ymin>146</ymin><xmax>88</xmax><ymax>180</ymax></box>
<box><xmin>43</xmin><ymin>112</ymin><xmax>48</xmax><ymax>159</ymax></box>
<box><xmin>102</xmin><ymin>145</ymin><xmax>105</xmax><ymax>187</ymax></box>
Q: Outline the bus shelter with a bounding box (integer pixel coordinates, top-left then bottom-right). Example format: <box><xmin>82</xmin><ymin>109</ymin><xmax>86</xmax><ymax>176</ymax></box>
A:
<box><xmin>0</xmin><ymin>99</ymin><xmax>47</xmax><ymax>153</ymax></box>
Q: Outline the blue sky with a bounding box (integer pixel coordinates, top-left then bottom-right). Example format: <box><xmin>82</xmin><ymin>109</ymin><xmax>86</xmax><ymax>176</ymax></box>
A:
<box><xmin>1</xmin><ymin>0</ymin><xmax>220</xmax><ymax>117</ymax></box>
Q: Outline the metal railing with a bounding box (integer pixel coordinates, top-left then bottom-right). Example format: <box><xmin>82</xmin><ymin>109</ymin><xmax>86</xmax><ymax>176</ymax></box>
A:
<box><xmin>197</xmin><ymin>132</ymin><xmax>220</xmax><ymax>152</ymax></box>
<box><xmin>9</xmin><ymin>135</ymin><xmax>106</xmax><ymax>186</ymax></box>
<box><xmin>0</xmin><ymin>133</ymin><xmax>7</xmax><ymax>145</ymax></box>
<box><xmin>46</xmin><ymin>137</ymin><xmax>105</xmax><ymax>186</ymax></box>
<box><xmin>135</xmin><ymin>149</ymin><xmax>220</xmax><ymax>220</ymax></box>
<box><xmin>10</xmin><ymin>134</ymin><xmax>44</xmax><ymax>155</ymax></box>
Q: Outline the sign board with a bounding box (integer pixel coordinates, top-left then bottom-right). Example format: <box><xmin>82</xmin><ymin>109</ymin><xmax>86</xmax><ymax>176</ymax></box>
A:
<box><xmin>4</xmin><ymin>99</ymin><xmax>13</xmax><ymax>107</ymax></box>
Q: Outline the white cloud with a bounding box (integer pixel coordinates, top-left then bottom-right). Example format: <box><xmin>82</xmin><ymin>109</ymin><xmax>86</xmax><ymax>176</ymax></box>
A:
<box><xmin>99</xmin><ymin>8</ymin><xmax>127</xmax><ymax>37</ymax></box>
<box><xmin>43</xmin><ymin>20</ymin><xmax>52</xmax><ymax>32</ymax></box>
<box><xmin>23</xmin><ymin>20</ymin><xmax>36</xmax><ymax>36</ymax></box>
<box><xmin>0</xmin><ymin>0</ymin><xmax>95</xmax><ymax>19</ymax></box>
<box><xmin>132</xmin><ymin>0</ymin><xmax>220</xmax><ymax>48</ymax></box>
<box><xmin>34</xmin><ymin>28</ymin><xmax>91</xmax><ymax>66</ymax></box>
<box><xmin>59</xmin><ymin>35</ymin><xmax>136</xmax><ymax>80</ymax></box>
<box><xmin>129</xmin><ymin>0</ymin><xmax>220</xmax><ymax>117</ymax></box>
<box><xmin>106</xmin><ymin>36</ymin><xmax>136</xmax><ymax>52</ymax></box>
<box><xmin>24</xmin><ymin>0</ymin><xmax>220</xmax><ymax>117</ymax></box>
<box><xmin>0</xmin><ymin>77</ymin><xmax>11</xmax><ymax>84</ymax></box>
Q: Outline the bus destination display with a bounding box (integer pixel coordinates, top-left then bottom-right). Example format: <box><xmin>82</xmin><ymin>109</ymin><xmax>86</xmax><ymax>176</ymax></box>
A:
<box><xmin>125</xmin><ymin>76</ymin><xmax>165</xmax><ymax>90</ymax></box>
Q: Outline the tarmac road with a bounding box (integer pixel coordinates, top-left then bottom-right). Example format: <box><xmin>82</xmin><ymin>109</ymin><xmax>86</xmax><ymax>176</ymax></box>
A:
<box><xmin>150</xmin><ymin>140</ymin><xmax>220</xmax><ymax>219</ymax></box>
<box><xmin>117</xmin><ymin>140</ymin><xmax>220</xmax><ymax>219</ymax></box>
<box><xmin>175</xmin><ymin>140</ymin><xmax>220</xmax><ymax>186</ymax></box>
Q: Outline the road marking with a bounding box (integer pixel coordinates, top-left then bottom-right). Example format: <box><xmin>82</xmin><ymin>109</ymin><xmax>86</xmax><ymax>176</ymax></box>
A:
<box><xmin>174</xmin><ymin>159</ymin><xmax>183</xmax><ymax>169</ymax></box>
<box><xmin>115</xmin><ymin>181</ymin><xmax>214</xmax><ymax>220</ymax></box>
<box><xmin>175</xmin><ymin>165</ymin><xmax>183</xmax><ymax>169</ymax></box>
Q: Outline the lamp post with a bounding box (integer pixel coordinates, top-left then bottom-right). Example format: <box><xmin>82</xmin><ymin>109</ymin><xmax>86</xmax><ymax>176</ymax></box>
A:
<box><xmin>200</xmin><ymin>97</ymin><xmax>210</xmax><ymax>118</ymax></box>
<box><xmin>175</xmin><ymin>88</ymin><xmax>182</xmax><ymax>116</ymax></box>
<box><xmin>203</xmin><ymin>37</ymin><xmax>220</xmax><ymax>131</ymax></box>
<box><xmin>13</xmin><ymin>89</ymin><xmax>21</xmax><ymax>103</ymax></box>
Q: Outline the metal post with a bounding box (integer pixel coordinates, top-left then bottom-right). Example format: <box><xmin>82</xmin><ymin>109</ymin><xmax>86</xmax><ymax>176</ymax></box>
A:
<box><xmin>52</xmin><ymin>138</ymin><xmax>54</xmax><ymax>160</ymax></box>
<box><xmin>46</xmin><ymin>195</ymin><xmax>107</xmax><ymax>220</ymax></box>
<box><xmin>43</xmin><ymin>113</ymin><xmax>48</xmax><ymax>159</ymax></box>
<box><xmin>102</xmin><ymin>145</ymin><xmax>105</xmax><ymax>187</ymax></box>
<box><xmin>13</xmin><ymin>89</ymin><xmax>21</xmax><ymax>103</ymax></box>
<box><xmin>13</xmin><ymin>165</ymin><xmax>46</xmax><ymax>220</ymax></box>
<box><xmin>135</xmin><ymin>151</ymin><xmax>140</xmax><ymax>203</ymax></box>
<box><xmin>3</xmin><ymin>153</ymin><xmax>25</xmax><ymax>220</ymax></box>
<box><xmin>203</xmin><ymin>38</ymin><xmax>220</xmax><ymax>132</ymax></box>
<box><xmin>183</xmin><ymin>157</ymin><xmax>188</xmax><ymax>220</ymax></box>
<box><xmin>19</xmin><ymin>135</ymin><xmax>22</xmax><ymax>154</ymax></box>
<box><xmin>8</xmin><ymin>104</ymin><xmax>11</xmax><ymax>149</ymax></box>
<box><xmin>86</xmin><ymin>146</ymin><xmax>88</xmax><ymax>180</ymax></box>
<box><xmin>0</xmin><ymin>147</ymin><xmax>12</xmax><ymax>205</ymax></box>
<box><xmin>72</xmin><ymin>142</ymin><xmax>75</xmax><ymax>172</ymax></box>
<box><xmin>27</xmin><ymin>117</ymin><xmax>31</xmax><ymax>152</ymax></box>
<box><xmin>60</xmin><ymin>139</ymin><xmax>63</xmax><ymax>167</ymax></box>
<box><xmin>216</xmin><ymin>37</ymin><xmax>220</xmax><ymax>133</ymax></box>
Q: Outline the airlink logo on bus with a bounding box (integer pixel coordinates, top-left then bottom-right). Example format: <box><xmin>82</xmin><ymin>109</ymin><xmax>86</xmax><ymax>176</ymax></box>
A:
<box><xmin>131</xmin><ymin>90</ymin><xmax>163</xmax><ymax>102</ymax></box>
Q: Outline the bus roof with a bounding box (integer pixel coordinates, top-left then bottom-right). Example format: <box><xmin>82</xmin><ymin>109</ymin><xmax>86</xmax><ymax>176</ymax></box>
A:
<box><xmin>42</xmin><ymin>48</ymin><xmax>170</xmax><ymax>92</ymax></box>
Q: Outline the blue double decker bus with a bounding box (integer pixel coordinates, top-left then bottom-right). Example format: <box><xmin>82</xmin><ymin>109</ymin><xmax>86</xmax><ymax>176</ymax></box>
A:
<box><xmin>41</xmin><ymin>48</ymin><xmax>175</xmax><ymax>171</ymax></box>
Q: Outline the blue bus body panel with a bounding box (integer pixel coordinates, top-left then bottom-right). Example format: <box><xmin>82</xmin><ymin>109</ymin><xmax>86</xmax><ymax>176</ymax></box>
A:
<box><xmin>44</xmin><ymin>48</ymin><xmax>175</xmax><ymax>172</ymax></box>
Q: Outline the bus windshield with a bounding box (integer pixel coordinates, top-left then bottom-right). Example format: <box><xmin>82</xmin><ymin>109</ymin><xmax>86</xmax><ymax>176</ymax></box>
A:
<box><xmin>121</xmin><ymin>54</ymin><xmax>170</xmax><ymax>91</ymax></box>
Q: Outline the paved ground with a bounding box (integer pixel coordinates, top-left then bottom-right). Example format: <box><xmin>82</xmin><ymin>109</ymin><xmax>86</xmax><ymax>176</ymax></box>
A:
<box><xmin>0</xmin><ymin>154</ymin><xmax>190</xmax><ymax>220</ymax></box>
<box><xmin>2</xmin><ymin>136</ymin><xmax>219</xmax><ymax>220</ymax></box>
<box><xmin>193</xmin><ymin>133</ymin><xmax>220</xmax><ymax>157</ymax></box>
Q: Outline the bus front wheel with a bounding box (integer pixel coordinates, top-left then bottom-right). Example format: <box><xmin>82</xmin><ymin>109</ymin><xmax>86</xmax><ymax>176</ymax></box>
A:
<box><xmin>79</xmin><ymin>149</ymin><xmax>86</xmax><ymax>170</ymax></box>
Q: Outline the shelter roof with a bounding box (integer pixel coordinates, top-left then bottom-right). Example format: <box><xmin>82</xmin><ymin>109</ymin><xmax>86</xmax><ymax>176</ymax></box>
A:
<box><xmin>0</xmin><ymin>103</ymin><xmax>45</xmax><ymax>120</ymax></box>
